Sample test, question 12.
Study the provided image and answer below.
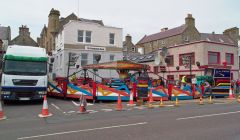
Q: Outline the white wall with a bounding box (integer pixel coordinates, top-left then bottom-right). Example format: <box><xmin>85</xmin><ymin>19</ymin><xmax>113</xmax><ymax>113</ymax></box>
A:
<box><xmin>63</xmin><ymin>21</ymin><xmax>122</xmax><ymax>48</ymax></box>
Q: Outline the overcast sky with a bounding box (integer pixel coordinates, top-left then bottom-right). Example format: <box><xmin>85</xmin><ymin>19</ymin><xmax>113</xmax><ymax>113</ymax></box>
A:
<box><xmin>0</xmin><ymin>0</ymin><xmax>239</xmax><ymax>44</ymax></box>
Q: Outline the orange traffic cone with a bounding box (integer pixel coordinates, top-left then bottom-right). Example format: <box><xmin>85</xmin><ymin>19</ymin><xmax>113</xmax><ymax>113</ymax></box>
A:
<box><xmin>127</xmin><ymin>92</ymin><xmax>136</xmax><ymax>106</ymax></box>
<box><xmin>116</xmin><ymin>94</ymin><xmax>123</xmax><ymax>111</ymax></box>
<box><xmin>0</xmin><ymin>100</ymin><xmax>6</xmax><ymax>120</ymax></box>
<box><xmin>38</xmin><ymin>95</ymin><xmax>52</xmax><ymax>118</ymax></box>
<box><xmin>149</xmin><ymin>88</ymin><xmax>154</xmax><ymax>103</ymax></box>
<box><xmin>199</xmin><ymin>95</ymin><xmax>204</xmax><ymax>105</ymax></box>
<box><xmin>227</xmin><ymin>87</ymin><xmax>235</xmax><ymax>100</ymax></box>
<box><xmin>79</xmin><ymin>94</ymin><xmax>88</xmax><ymax>114</ymax></box>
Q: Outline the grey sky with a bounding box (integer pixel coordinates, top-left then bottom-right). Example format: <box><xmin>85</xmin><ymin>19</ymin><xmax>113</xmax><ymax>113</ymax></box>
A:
<box><xmin>0</xmin><ymin>0</ymin><xmax>239</xmax><ymax>44</ymax></box>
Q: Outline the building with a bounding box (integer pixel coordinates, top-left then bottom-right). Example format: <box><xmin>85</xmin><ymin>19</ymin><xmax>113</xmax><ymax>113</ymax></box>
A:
<box><xmin>136</xmin><ymin>14</ymin><xmax>201</xmax><ymax>54</ymax></box>
<box><xmin>0</xmin><ymin>25</ymin><xmax>11</xmax><ymax>51</ymax></box>
<box><xmin>39</xmin><ymin>9</ymin><xmax>123</xmax><ymax>80</ymax></box>
<box><xmin>123</xmin><ymin>34</ymin><xmax>139</xmax><ymax>59</ymax></box>
<box><xmin>10</xmin><ymin>25</ymin><xmax>38</xmax><ymax>47</ymax></box>
<box><xmin>132</xmin><ymin>14</ymin><xmax>239</xmax><ymax>81</ymax></box>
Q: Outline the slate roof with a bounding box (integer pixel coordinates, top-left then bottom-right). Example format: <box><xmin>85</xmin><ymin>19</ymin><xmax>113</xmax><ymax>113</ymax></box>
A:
<box><xmin>137</xmin><ymin>25</ymin><xmax>187</xmax><ymax>44</ymax></box>
<box><xmin>200</xmin><ymin>33</ymin><xmax>234</xmax><ymax>45</ymax></box>
<box><xmin>126</xmin><ymin>53</ymin><xmax>156</xmax><ymax>63</ymax></box>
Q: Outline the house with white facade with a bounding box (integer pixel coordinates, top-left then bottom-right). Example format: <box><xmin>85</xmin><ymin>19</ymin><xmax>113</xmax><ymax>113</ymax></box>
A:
<box><xmin>51</xmin><ymin>13</ymin><xmax>123</xmax><ymax>80</ymax></box>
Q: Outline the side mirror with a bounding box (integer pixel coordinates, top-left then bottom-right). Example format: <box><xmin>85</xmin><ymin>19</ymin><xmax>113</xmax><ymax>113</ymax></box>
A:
<box><xmin>76</xmin><ymin>65</ymin><xmax>79</xmax><ymax>69</ymax></box>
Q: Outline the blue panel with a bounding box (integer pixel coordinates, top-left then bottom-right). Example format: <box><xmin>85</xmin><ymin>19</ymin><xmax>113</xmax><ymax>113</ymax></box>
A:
<box><xmin>171</xmin><ymin>96</ymin><xmax>193</xmax><ymax>100</ymax></box>
<box><xmin>48</xmin><ymin>82</ymin><xmax>63</xmax><ymax>93</ymax></box>
<box><xmin>152</xmin><ymin>90</ymin><xmax>168</xmax><ymax>97</ymax></box>
<box><xmin>2</xmin><ymin>86</ymin><xmax>47</xmax><ymax>91</ymax></box>
<box><xmin>115</xmin><ymin>85</ymin><xmax>130</xmax><ymax>94</ymax></box>
<box><xmin>68</xmin><ymin>83</ymin><xmax>92</xmax><ymax>96</ymax></box>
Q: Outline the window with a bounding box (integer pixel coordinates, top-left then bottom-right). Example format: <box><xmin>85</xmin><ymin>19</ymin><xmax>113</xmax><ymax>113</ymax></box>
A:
<box><xmin>109</xmin><ymin>33</ymin><xmax>115</xmax><ymax>45</ymax></box>
<box><xmin>154</xmin><ymin>66</ymin><xmax>158</xmax><ymax>74</ymax></box>
<box><xmin>179</xmin><ymin>53</ymin><xmax>195</xmax><ymax>66</ymax></box>
<box><xmin>81</xmin><ymin>53</ymin><xmax>88</xmax><ymax>66</ymax></box>
<box><xmin>78</xmin><ymin>30</ymin><xmax>84</xmax><ymax>42</ymax></box>
<box><xmin>93</xmin><ymin>54</ymin><xmax>100</xmax><ymax>64</ymax></box>
<box><xmin>226</xmin><ymin>53</ymin><xmax>234</xmax><ymax>65</ymax></box>
<box><xmin>132</xmin><ymin>47</ymin><xmax>135</xmax><ymax>52</ymax></box>
<box><xmin>78</xmin><ymin>30</ymin><xmax>91</xmax><ymax>43</ymax></box>
<box><xmin>184</xmin><ymin>36</ymin><xmax>189</xmax><ymax>42</ymax></box>
<box><xmin>110</xmin><ymin>55</ymin><xmax>114</xmax><ymax>61</ymax></box>
<box><xmin>85</xmin><ymin>31</ymin><xmax>91</xmax><ymax>43</ymax></box>
<box><xmin>208</xmin><ymin>52</ymin><xmax>220</xmax><ymax>64</ymax></box>
<box><xmin>166</xmin><ymin>55</ymin><xmax>174</xmax><ymax>66</ymax></box>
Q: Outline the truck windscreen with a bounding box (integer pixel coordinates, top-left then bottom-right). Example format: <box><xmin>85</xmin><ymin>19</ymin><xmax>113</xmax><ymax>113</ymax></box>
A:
<box><xmin>3</xmin><ymin>60</ymin><xmax>47</xmax><ymax>76</ymax></box>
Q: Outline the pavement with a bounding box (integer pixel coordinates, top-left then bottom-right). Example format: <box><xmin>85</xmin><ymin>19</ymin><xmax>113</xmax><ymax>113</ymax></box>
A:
<box><xmin>0</xmin><ymin>97</ymin><xmax>240</xmax><ymax>140</ymax></box>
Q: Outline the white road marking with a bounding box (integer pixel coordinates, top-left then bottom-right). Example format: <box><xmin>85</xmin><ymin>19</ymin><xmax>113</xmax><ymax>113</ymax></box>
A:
<box><xmin>72</xmin><ymin>101</ymin><xmax>94</xmax><ymax>106</ymax></box>
<box><xmin>17</xmin><ymin>122</ymin><xmax>148</xmax><ymax>140</ymax></box>
<box><xmin>177</xmin><ymin>111</ymin><xmax>240</xmax><ymax>120</ymax></box>
<box><xmin>51</xmin><ymin>103</ymin><xmax>61</xmax><ymax>110</ymax></box>
<box><xmin>72</xmin><ymin>101</ymin><xmax>80</xmax><ymax>106</ymax></box>
<box><xmin>101</xmin><ymin>109</ymin><xmax>113</xmax><ymax>112</ymax></box>
<box><xmin>67</xmin><ymin>111</ymin><xmax>75</xmax><ymax>113</ymax></box>
<box><xmin>88</xmin><ymin>110</ymin><xmax>98</xmax><ymax>113</ymax></box>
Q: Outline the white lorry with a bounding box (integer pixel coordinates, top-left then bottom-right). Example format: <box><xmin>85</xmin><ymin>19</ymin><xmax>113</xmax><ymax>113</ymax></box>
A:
<box><xmin>1</xmin><ymin>45</ymin><xmax>48</xmax><ymax>101</ymax></box>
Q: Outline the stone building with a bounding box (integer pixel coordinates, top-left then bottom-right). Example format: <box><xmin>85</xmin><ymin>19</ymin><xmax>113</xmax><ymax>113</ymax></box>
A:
<box><xmin>131</xmin><ymin>14</ymin><xmax>239</xmax><ymax>80</ymax></box>
<box><xmin>10</xmin><ymin>25</ymin><xmax>38</xmax><ymax>47</ymax></box>
<box><xmin>136</xmin><ymin>14</ymin><xmax>201</xmax><ymax>54</ymax></box>
<box><xmin>39</xmin><ymin>9</ymin><xmax>123</xmax><ymax>80</ymax></box>
<box><xmin>123</xmin><ymin>34</ymin><xmax>139</xmax><ymax>59</ymax></box>
<box><xmin>0</xmin><ymin>26</ymin><xmax>11</xmax><ymax>51</ymax></box>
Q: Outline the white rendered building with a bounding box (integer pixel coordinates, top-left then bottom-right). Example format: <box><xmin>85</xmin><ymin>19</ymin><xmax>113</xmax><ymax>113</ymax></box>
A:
<box><xmin>52</xmin><ymin>17</ymin><xmax>123</xmax><ymax>81</ymax></box>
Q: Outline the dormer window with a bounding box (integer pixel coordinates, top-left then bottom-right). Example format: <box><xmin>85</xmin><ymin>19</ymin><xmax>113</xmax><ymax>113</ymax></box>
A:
<box><xmin>132</xmin><ymin>47</ymin><xmax>135</xmax><ymax>52</ymax></box>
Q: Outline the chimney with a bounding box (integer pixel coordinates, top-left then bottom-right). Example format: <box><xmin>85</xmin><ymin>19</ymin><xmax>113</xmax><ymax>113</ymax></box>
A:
<box><xmin>223</xmin><ymin>27</ymin><xmax>239</xmax><ymax>45</ymax></box>
<box><xmin>125</xmin><ymin>34</ymin><xmax>132</xmax><ymax>42</ymax></box>
<box><xmin>161</xmin><ymin>27</ymin><xmax>168</xmax><ymax>32</ymax></box>
<box><xmin>19</xmin><ymin>25</ymin><xmax>30</xmax><ymax>36</ymax></box>
<box><xmin>185</xmin><ymin>14</ymin><xmax>195</xmax><ymax>27</ymax></box>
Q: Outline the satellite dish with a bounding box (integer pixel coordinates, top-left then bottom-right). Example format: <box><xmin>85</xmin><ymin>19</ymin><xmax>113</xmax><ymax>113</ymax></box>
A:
<box><xmin>154</xmin><ymin>53</ymin><xmax>160</xmax><ymax>65</ymax></box>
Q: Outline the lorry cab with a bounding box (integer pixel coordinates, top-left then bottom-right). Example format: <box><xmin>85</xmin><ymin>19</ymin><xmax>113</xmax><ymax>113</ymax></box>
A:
<box><xmin>1</xmin><ymin>45</ymin><xmax>48</xmax><ymax>101</ymax></box>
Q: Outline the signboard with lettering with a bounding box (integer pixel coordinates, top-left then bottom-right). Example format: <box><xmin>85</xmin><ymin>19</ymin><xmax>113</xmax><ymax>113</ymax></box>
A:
<box><xmin>214</xmin><ymin>69</ymin><xmax>230</xmax><ymax>78</ymax></box>
<box><xmin>85</xmin><ymin>46</ymin><xmax>106</xmax><ymax>51</ymax></box>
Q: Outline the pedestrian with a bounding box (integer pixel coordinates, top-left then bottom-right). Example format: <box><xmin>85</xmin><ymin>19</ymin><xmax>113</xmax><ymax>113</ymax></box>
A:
<box><xmin>181</xmin><ymin>76</ymin><xmax>187</xmax><ymax>89</ymax></box>
<box><xmin>204</xmin><ymin>80</ymin><xmax>212</xmax><ymax>97</ymax></box>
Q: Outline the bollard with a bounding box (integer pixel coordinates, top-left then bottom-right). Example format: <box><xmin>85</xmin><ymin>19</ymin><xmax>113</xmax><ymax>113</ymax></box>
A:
<box><xmin>159</xmin><ymin>97</ymin><xmax>164</xmax><ymax>107</ymax></box>
<box><xmin>237</xmin><ymin>95</ymin><xmax>240</xmax><ymax>103</ymax></box>
<box><xmin>175</xmin><ymin>97</ymin><xmax>179</xmax><ymax>107</ymax></box>
<box><xmin>208</xmin><ymin>96</ymin><xmax>213</xmax><ymax>104</ymax></box>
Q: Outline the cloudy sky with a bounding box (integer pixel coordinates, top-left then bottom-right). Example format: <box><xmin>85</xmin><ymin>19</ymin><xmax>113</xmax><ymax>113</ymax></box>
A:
<box><xmin>0</xmin><ymin>0</ymin><xmax>239</xmax><ymax>43</ymax></box>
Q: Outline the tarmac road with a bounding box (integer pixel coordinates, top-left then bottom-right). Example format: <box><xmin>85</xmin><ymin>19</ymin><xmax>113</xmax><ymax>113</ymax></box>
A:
<box><xmin>0</xmin><ymin>97</ymin><xmax>240</xmax><ymax>140</ymax></box>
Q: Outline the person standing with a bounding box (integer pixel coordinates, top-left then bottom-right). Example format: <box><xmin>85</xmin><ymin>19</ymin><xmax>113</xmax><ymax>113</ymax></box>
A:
<box><xmin>204</xmin><ymin>80</ymin><xmax>212</xmax><ymax>97</ymax></box>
